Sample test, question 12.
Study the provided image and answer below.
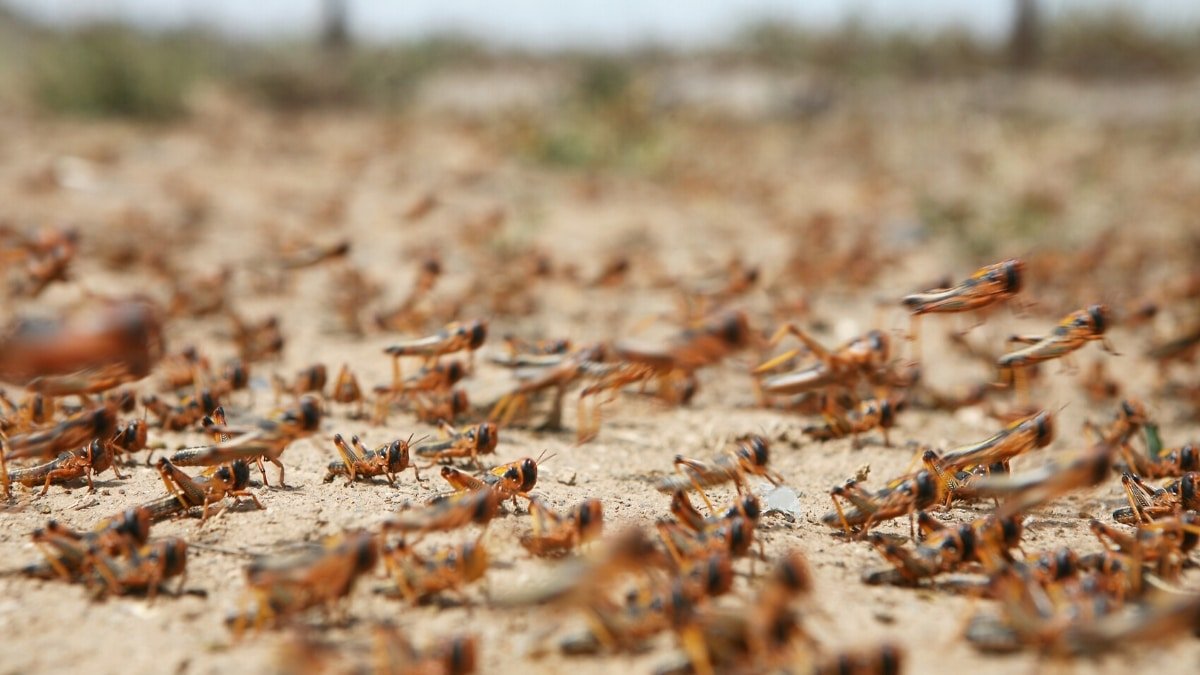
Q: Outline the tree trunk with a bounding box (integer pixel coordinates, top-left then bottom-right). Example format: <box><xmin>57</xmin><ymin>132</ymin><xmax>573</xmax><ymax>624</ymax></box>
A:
<box><xmin>1008</xmin><ymin>0</ymin><xmax>1041</xmax><ymax>71</ymax></box>
<box><xmin>321</xmin><ymin>0</ymin><xmax>350</xmax><ymax>52</ymax></box>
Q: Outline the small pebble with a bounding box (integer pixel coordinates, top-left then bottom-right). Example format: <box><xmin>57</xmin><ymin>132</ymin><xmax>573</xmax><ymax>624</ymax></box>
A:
<box><xmin>765</xmin><ymin>485</ymin><xmax>801</xmax><ymax>518</ymax></box>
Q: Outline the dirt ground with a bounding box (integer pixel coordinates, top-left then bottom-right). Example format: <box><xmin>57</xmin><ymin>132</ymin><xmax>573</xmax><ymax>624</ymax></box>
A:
<box><xmin>2</xmin><ymin>71</ymin><xmax>1200</xmax><ymax>674</ymax></box>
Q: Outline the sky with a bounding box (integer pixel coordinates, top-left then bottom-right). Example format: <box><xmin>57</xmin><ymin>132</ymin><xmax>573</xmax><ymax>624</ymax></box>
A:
<box><xmin>5</xmin><ymin>1</ymin><xmax>1199</xmax><ymax>49</ymax></box>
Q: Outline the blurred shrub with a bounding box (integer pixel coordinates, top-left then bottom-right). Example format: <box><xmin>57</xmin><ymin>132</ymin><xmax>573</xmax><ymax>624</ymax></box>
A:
<box><xmin>31</xmin><ymin>24</ymin><xmax>214</xmax><ymax>120</ymax></box>
<box><xmin>518</xmin><ymin>57</ymin><xmax>667</xmax><ymax>171</ymax></box>
<box><xmin>234</xmin><ymin>36</ymin><xmax>483</xmax><ymax>111</ymax></box>
<box><xmin>1043</xmin><ymin>10</ymin><xmax>1200</xmax><ymax>78</ymax></box>
<box><xmin>734</xmin><ymin>12</ymin><xmax>1200</xmax><ymax>80</ymax></box>
<box><xmin>734</xmin><ymin>19</ymin><xmax>993</xmax><ymax>78</ymax></box>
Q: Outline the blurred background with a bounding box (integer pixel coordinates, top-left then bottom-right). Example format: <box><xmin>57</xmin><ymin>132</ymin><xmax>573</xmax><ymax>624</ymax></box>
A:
<box><xmin>3</xmin><ymin>0</ymin><xmax>1200</xmax><ymax>119</ymax></box>
<box><xmin>2</xmin><ymin>0</ymin><xmax>1199</xmax><ymax>325</ymax></box>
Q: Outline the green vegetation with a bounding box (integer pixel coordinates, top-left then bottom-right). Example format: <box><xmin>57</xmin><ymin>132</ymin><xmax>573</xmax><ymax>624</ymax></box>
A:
<box><xmin>30</xmin><ymin>23</ymin><xmax>215</xmax><ymax>120</ymax></box>
<box><xmin>517</xmin><ymin>57</ymin><xmax>668</xmax><ymax>172</ymax></box>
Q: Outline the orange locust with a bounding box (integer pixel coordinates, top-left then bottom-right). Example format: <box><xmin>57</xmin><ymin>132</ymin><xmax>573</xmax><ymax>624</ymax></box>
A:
<box><xmin>88</xmin><ymin>538</ymin><xmax>189</xmax><ymax>600</ymax></box>
<box><xmin>614</xmin><ymin>309</ymin><xmax>752</xmax><ymax>405</ymax></box>
<box><xmin>437</xmin><ymin>451</ymin><xmax>550</xmax><ymax>508</ymax></box>
<box><xmin>230</xmin><ymin>530</ymin><xmax>379</xmax><ymax>633</ymax></box>
<box><xmin>489</xmin><ymin>343</ymin><xmax>607</xmax><ymax>431</ymax></box>
<box><xmin>1112</xmin><ymin>472</ymin><xmax>1199</xmax><ymax>525</ymax></box>
<box><xmin>374</xmin><ymin>361</ymin><xmax>466</xmax><ymax>423</ymax></box>
<box><xmin>330</xmin><ymin>364</ymin><xmax>364</xmax><ymax>417</ymax></box>
<box><xmin>324</xmin><ymin>433</ymin><xmax>422</xmax><ymax>486</ymax></box>
<box><xmin>411</xmin><ymin>389</ymin><xmax>471</xmax><ymax>424</ymax></box>
<box><xmin>655</xmin><ymin>435</ymin><xmax>782</xmax><ymax>512</ymax></box>
<box><xmin>901</xmin><ymin>258</ymin><xmax>1024</xmax><ymax>358</ymax></box>
<box><xmin>383</xmin><ymin>319</ymin><xmax>488</xmax><ymax>384</ymax></box>
<box><xmin>6</xmin><ymin>439</ymin><xmax>125</xmax><ymax>496</ymax></box>
<box><xmin>0</xmin><ymin>298</ymin><xmax>164</xmax><ymax>389</ymax></box>
<box><xmin>4</xmin><ymin>403</ymin><xmax>119</xmax><ymax>461</ymax></box>
<box><xmin>862</xmin><ymin>512</ymin><xmax>1024</xmax><ymax>586</ymax></box>
<box><xmin>137</xmin><ymin>458</ymin><xmax>257</xmax><ymax>522</ymax></box>
<box><xmin>413</xmin><ymin>422</ymin><xmax>498</xmax><ymax>467</ymax></box>
<box><xmin>822</xmin><ymin>452</ymin><xmax>953</xmax><ymax>536</ymax></box>
<box><xmin>971</xmin><ymin>440</ymin><xmax>1121</xmax><ymax>520</ymax></box>
<box><xmin>803</xmin><ymin>397</ymin><xmax>898</xmax><ymax>447</ymax></box>
<box><xmin>754</xmin><ymin>327</ymin><xmax>890</xmax><ymax>403</ymax></box>
<box><xmin>156</xmin><ymin>457</ymin><xmax>264</xmax><ymax>523</ymax></box>
<box><xmin>383</xmin><ymin>540</ymin><xmax>489</xmax><ymax>605</ymax></box>
<box><xmin>381</xmin><ymin>488</ymin><xmax>502</xmax><ymax>537</ymax></box>
<box><xmin>169</xmin><ymin>395</ymin><xmax>322</xmax><ymax>486</ymax></box>
<box><xmin>934</xmin><ymin>410</ymin><xmax>1054</xmax><ymax>473</ymax></box>
<box><xmin>520</xmin><ymin>497</ymin><xmax>605</xmax><ymax>557</ymax></box>
<box><xmin>371</xmin><ymin>624</ymin><xmax>478</xmax><ymax>675</ymax></box>
<box><xmin>997</xmin><ymin>304</ymin><xmax>1117</xmax><ymax>401</ymax></box>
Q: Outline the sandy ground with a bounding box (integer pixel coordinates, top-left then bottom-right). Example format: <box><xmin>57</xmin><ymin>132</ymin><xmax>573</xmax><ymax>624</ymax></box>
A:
<box><xmin>2</xmin><ymin>72</ymin><xmax>1200</xmax><ymax>674</ymax></box>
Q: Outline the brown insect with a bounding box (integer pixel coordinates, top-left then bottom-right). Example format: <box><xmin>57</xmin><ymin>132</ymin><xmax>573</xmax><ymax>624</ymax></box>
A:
<box><xmin>934</xmin><ymin>409</ymin><xmax>1054</xmax><ymax>473</ymax></box>
<box><xmin>142</xmin><ymin>389</ymin><xmax>220</xmax><ymax>431</ymax></box>
<box><xmin>811</xmin><ymin>644</ymin><xmax>906</xmax><ymax>675</ymax></box>
<box><xmin>0</xmin><ymin>298</ymin><xmax>163</xmax><ymax>388</ymax></box>
<box><xmin>383</xmin><ymin>540</ymin><xmax>490</xmax><ymax>605</ymax></box>
<box><xmin>676</xmin><ymin>257</ymin><xmax>760</xmax><ymax>322</ymax></box>
<box><xmin>656</xmin><ymin>513</ymin><xmax>758</xmax><ymax>570</ymax></box>
<box><xmin>559</xmin><ymin>558</ymin><xmax>729</xmax><ymax>657</ymax></box>
<box><xmin>375</xmin><ymin>360</ymin><xmax>466</xmax><ymax>422</ymax></box>
<box><xmin>169</xmin><ymin>395</ymin><xmax>322</xmax><ymax>486</ymax></box>
<box><xmin>519</xmin><ymin>497</ymin><xmax>604</xmax><ymax>557</ymax></box>
<box><xmin>823</xmin><ymin>462</ymin><xmax>948</xmax><ymax>537</ymax></box>
<box><xmin>373</xmin><ymin>256</ymin><xmax>442</xmax><ymax>333</ymax></box>
<box><xmin>1088</xmin><ymin>514</ymin><xmax>1200</xmax><ymax>590</ymax></box>
<box><xmin>330</xmin><ymin>364</ymin><xmax>364</xmax><ymax>416</ymax></box>
<box><xmin>279</xmin><ymin>239</ymin><xmax>350</xmax><ymax>270</ymax></box>
<box><xmin>7</xmin><ymin>227</ymin><xmax>76</xmax><ymax>298</ymax></box>
<box><xmin>273</xmin><ymin>363</ymin><xmax>327</xmax><ymax>402</ymax></box>
<box><xmin>615</xmin><ymin>309</ymin><xmax>752</xmax><ymax>405</ymax></box>
<box><xmin>156</xmin><ymin>346</ymin><xmax>211</xmax><ymax>392</ymax></box>
<box><xmin>324</xmin><ymin>433</ymin><xmax>422</xmax><ymax>486</ymax></box>
<box><xmin>230</xmin><ymin>530</ymin><xmax>379</xmax><ymax>632</ymax></box>
<box><xmin>997</xmin><ymin>304</ymin><xmax>1117</xmax><ymax>402</ymax></box>
<box><xmin>6</xmin><ymin>439</ymin><xmax>125</xmax><ymax>496</ymax></box>
<box><xmin>412</xmin><ymin>389</ymin><xmax>471</xmax><ymax>425</ymax></box>
<box><xmin>972</xmin><ymin>440</ymin><xmax>1120</xmax><ymax>520</ymax></box>
<box><xmin>110</xmin><ymin>419</ymin><xmax>149</xmax><ymax>458</ymax></box>
<box><xmin>670</xmin><ymin>550</ymin><xmax>815</xmax><ymax>675</ymax></box>
<box><xmin>654</xmin><ymin>435</ymin><xmax>781</xmax><ymax>512</ymax></box>
<box><xmin>371</xmin><ymin>624</ymin><xmax>478</xmax><ymax>675</ymax></box>
<box><xmin>227</xmin><ymin>311</ymin><xmax>284</xmax><ymax>363</ymax></box>
<box><xmin>803</xmin><ymin>397</ymin><xmax>898</xmax><ymax>447</ymax></box>
<box><xmin>901</xmin><ymin>258</ymin><xmax>1024</xmax><ymax>357</ymax></box>
<box><xmin>863</xmin><ymin>512</ymin><xmax>1024</xmax><ymax>586</ymax></box>
<box><xmin>1112</xmin><ymin>472</ymin><xmax>1199</xmax><ymax>525</ymax></box>
<box><xmin>3</xmin><ymin>403</ymin><xmax>119</xmax><ymax>462</ymax></box>
<box><xmin>156</xmin><ymin>457</ymin><xmax>264</xmax><ymax>523</ymax></box>
<box><xmin>575</xmin><ymin>360</ymin><xmax>660</xmax><ymax>442</ymax></box>
<box><xmin>381</xmin><ymin>488</ymin><xmax>502</xmax><ymax>538</ymax></box>
<box><xmin>414</xmin><ymin>422</ymin><xmax>498</xmax><ymax>467</ymax></box>
<box><xmin>491</xmin><ymin>335</ymin><xmax>572</xmax><ymax>367</ymax></box>
<box><xmin>89</xmin><ymin>538</ymin><xmax>189</xmax><ymax>600</ymax></box>
<box><xmin>489</xmin><ymin>343</ymin><xmax>607</xmax><ymax>431</ymax></box>
<box><xmin>0</xmin><ymin>390</ymin><xmax>56</xmax><ymax>435</ymax></box>
<box><xmin>24</xmin><ymin>507</ymin><xmax>152</xmax><ymax>580</ymax></box>
<box><xmin>383</xmin><ymin>319</ymin><xmax>488</xmax><ymax>383</ymax></box>
<box><xmin>754</xmin><ymin>327</ymin><xmax>890</xmax><ymax>403</ymax></box>
<box><xmin>437</xmin><ymin>451</ymin><xmax>550</xmax><ymax>508</ymax></box>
